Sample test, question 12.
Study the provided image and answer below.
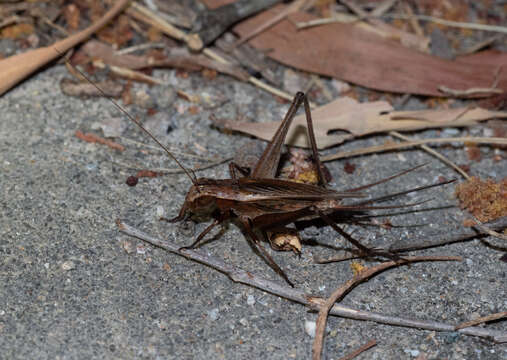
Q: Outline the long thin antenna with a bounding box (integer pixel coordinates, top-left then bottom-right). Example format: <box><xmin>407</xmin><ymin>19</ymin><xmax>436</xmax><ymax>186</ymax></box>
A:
<box><xmin>61</xmin><ymin>52</ymin><xmax>198</xmax><ymax>185</ymax></box>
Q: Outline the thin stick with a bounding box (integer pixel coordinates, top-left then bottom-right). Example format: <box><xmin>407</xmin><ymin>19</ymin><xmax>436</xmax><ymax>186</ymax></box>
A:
<box><xmin>117</xmin><ymin>220</ymin><xmax>507</xmax><ymax>343</ymax></box>
<box><xmin>338</xmin><ymin>339</ymin><xmax>377</xmax><ymax>360</ymax></box>
<box><xmin>388</xmin><ymin>131</ymin><xmax>470</xmax><ymax>179</ymax></box>
<box><xmin>455</xmin><ymin>311</ymin><xmax>507</xmax><ymax>331</ymax></box>
<box><xmin>385</xmin><ymin>13</ymin><xmax>507</xmax><ymax>34</ymax></box>
<box><xmin>203</xmin><ymin>48</ymin><xmax>298</xmax><ymax>103</ymax></box>
<box><xmin>471</xmin><ymin>216</ymin><xmax>507</xmax><ymax>242</ymax></box>
<box><xmin>115</xmin><ymin>42</ymin><xmax>165</xmax><ymax>55</ymax></box>
<box><xmin>388</xmin><ymin>217</ymin><xmax>507</xmax><ymax>253</ymax></box>
<box><xmin>438</xmin><ymin>85</ymin><xmax>503</xmax><ymax>97</ymax></box>
<box><xmin>322</xmin><ymin>137</ymin><xmax>507</xmax><ymax>162</ymax></box>
<box><xmin>313</xmin><ymin>257</ymin><xmax>461</xmax><ymax>360</ymax></box>
<box><xmin>296</xmin><ymin>13</ymin><xmax>507</xmax><ymax>34</ymax></box>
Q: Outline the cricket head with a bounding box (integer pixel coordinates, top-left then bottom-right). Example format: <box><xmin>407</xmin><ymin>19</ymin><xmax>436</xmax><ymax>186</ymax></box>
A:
<box><xmin>177</xmin><ymin>179</ymin><xmax>220</xmax><ymax>220</ymax></box>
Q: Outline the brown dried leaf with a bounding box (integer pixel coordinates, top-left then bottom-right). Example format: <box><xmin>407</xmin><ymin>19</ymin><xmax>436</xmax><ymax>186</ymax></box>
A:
<box><xmin>268</xmin><ymin>228</ymin><xmax>302</xmax><ymax>254</ymax></box>
<box><xmin>222</xmin><ymin>96</ymin><xmax>507</xmax><ymax>149</ymax></box>
<box><xmin>233</xmin><ymin>5</ymin><xmax>507</xmax><ymax>97</ymax></box>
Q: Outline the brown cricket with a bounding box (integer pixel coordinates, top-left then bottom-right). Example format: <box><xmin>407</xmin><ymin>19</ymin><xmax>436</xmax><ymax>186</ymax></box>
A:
<box><xmin>72</xmin><ymin>66</ymin><xmax>451</xmax><ymax>286</ymax></box>
<box><xmin>102</xmin><ymin>89</ymin><xmax>452</xmax><ymax>286</ymax></box>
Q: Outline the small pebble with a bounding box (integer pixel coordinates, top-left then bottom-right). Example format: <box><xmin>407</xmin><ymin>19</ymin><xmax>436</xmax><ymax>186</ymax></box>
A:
<box><xmin>246</xmin><ymin>295</ymin><xmax>255</xmax><ymax>306</ymax></box>
<box><xmin>466</xmin><ymin>258</ymin><xmax>473</xmax><ymax>266</ymax></box>
<box><xmin>404</xmin><ymin>349</ymin><xmax>420</xmax><ymax>357</ymax></box>
<box><xmin>304</xmin><ymin>320</ymin><xmax>316</xmax><ymax>338</ymax></box>
<box><xmin>61</xmin><ymin>261</ymin><xmax>75</xmax><ymax>271</ymax></box>
<box><xmin>136</xmin><ymin>243</ymin><xmax>146</xmax><ymax>255</ymax></box>
<box><xmin>123</xmin><ymin>241</ymin><xmax>135</xmax><ymax>254</ymax></box>
<box><xmin>442</xmin><ymin>128</ymin><xmax>460</xmax><ymax>136</ymax></box>
<box><xmin>156</xmin><ymin>205</ymin><xmax>164</xmax><ymax>217</ymax></box>
<box><xmin>208</xmin><ymin>308</ymin><xmax>219</xmax><ymax>321</ymax></box>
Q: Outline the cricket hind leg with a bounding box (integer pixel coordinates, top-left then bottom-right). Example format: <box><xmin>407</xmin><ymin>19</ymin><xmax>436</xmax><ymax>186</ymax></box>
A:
<box><xmin>242</xmin><ymin>220</ymin><xmax>295</xmax><ymax>287</ymax></box>
<box><xmin>315</xmin><ymin>208</ymin><xmax>402</xmax><ymax>262</ymax></box>
<box><xmin>228</xmin><ymin>162</ymin><xmax>251</xmax><ymax>180</ymax></box>
<box><xmin>302</xmin><ymin>95</ymin><xmax>327</xmax><ymax>188</ymax></box>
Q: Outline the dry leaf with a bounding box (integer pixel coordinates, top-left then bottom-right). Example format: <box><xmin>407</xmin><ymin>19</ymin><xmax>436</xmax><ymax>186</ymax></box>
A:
<box><xmin>268</xmin><ymin>228</ymin><xmax>302</xmax><ymax>254</ymax></box>
<box><xmin>221</xmin><ymin>97</ymin><xmax>507</xmax><ymax>149</ymax></box>
<box><xmin>233</xmin><ymin>5</ymin><xmax>507</xmax><ymax>98</ymax></box>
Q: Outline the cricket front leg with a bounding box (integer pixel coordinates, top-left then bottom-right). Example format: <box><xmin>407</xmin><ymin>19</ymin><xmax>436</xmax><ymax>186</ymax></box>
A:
<box><xmin>179</xmin><ymin>219</ymin><xmax>221</xmax><ymax>250</ymax></box>
<box><xmin>160</xmin><ymin>202</ymin><xmax>188</xmax><ymax>223</ymax></box>
<box><xmin>242</xmin><ymin>220</ymin><xmax>295</xmax><ymax>287</ymax></box>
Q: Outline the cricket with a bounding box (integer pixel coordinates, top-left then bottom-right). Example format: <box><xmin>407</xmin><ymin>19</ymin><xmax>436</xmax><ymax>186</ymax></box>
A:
<box><xmin>72</xmin><ymin>63</ymin><xmax>452</xmax><ymax>286</ymax></box>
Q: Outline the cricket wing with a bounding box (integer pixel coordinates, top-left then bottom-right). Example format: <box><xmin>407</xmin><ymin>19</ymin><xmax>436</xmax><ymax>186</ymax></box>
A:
<box><xmin>238</xmin><ymin>178</ymin><xmax>366</xmax><ymax>201</ymax></box>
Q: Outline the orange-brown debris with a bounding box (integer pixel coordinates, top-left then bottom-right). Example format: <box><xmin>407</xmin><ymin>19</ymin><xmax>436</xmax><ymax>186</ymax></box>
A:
<box><xmin>455</xmin><ymin>177</ymin><xmax>507</xmax><ymax>223</ymax></box>
<box><xmin>75</xmin><ymin>130</ymin><xmax>125</xmax><ymax>151</ymax></box>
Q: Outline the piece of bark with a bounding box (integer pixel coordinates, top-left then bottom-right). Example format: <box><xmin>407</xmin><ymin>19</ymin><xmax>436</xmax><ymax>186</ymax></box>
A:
<box><xmin>221</xmin><ymin>96</ymin><xmax>507</xmax><ymax>148</ymax></box>
<box><xmin>232</xmin><ymin>5</ymin><xmax>507</xmax><ymax>98</ymax></box>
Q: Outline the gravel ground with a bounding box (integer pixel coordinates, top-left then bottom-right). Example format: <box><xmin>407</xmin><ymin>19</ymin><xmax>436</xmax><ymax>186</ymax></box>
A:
<box><xmin>0</xmin><ymin>64</ymin><xmax>505</xmax><ymax>360</ymax></box>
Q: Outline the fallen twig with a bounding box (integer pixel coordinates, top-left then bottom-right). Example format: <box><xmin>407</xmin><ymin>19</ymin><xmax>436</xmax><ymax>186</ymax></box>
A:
<box><xmin>388</xmin><ymin>217</ymin><xmax>507</xmax><ymax>253</ymax></box>
<box><xmin>471</xmin><ymin>216</ymin><xmax>507</xmax><ymax>242</ymax></box>
<box><xmin>389</xmin><ymin>131</ymin><xmax>470</xmax><ymax>179</ymax></box>
<box><xmin>296</xmin><ymin>13</ymin><xmax>507</xmax><ymax>34</ymax></box>
<box><xmin>455</xmin><ymin>311</ymin><xmax>507</xmax><ymax>331</ymax></box>
<box><xmin>438</xmin><ymin>85</ymin><xmax>503</xmax><ymax>97</ymax></box>
<box><xmin>116</xmin><ymin>220</ymin><xmax>507</xmax><ymax>343</ymax></box>
<box><xmin>322</xmin><ymin>137</ymin><xmax>507</xmax><ymax>162</ymax></box>
<box><xmin>313</xmin><ymin>256</ymin><xmax>462</xmax><ymax>360</ymax></box>
<box><xmin>338</xmin><ymin>339</ymin><xmax>377</xmax><ymax>360</ymax></box>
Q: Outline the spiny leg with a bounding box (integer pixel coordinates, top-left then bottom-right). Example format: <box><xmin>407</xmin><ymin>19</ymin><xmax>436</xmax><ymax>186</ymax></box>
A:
<box><xmin>302</xmin><ymin>95</ymin><xmax>327</xmax><ymax>188</ymax></box>
<box><xmin>242</xmin><ymin>220</ymin><xmax>295</xmax><ymax>287</ymax></box>
<box><xmin>228</xmin><ymin>162</ymin><xmax>251</xmax><ymax>180</ymax></box>
<box><xmin>179</xmin><ymin>219</ymin><xmax>220</xmax><ymax>250</ymax></box>
<box><xmin>251</xmin><ymin>92</ymin><xmax>305</xmax><ymax>179</ymax></box>
<box><xmin>315</xmin><ymin>208</ymin><xmax>401</xmax><ymax>261</ymax></box>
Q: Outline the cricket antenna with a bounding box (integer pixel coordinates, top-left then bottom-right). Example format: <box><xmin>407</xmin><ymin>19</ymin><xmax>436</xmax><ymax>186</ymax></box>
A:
<box><xmin>59</xmin><ymin>50</ymin><xmax>198</xmax><ymax>186</ymax></box>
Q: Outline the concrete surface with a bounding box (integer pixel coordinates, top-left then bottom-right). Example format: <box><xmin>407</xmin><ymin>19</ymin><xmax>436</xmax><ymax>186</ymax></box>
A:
<box><xmin>0</xmin><ymin>64</ymin><xmax>505</xmax><ymax>359</ymax></box>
